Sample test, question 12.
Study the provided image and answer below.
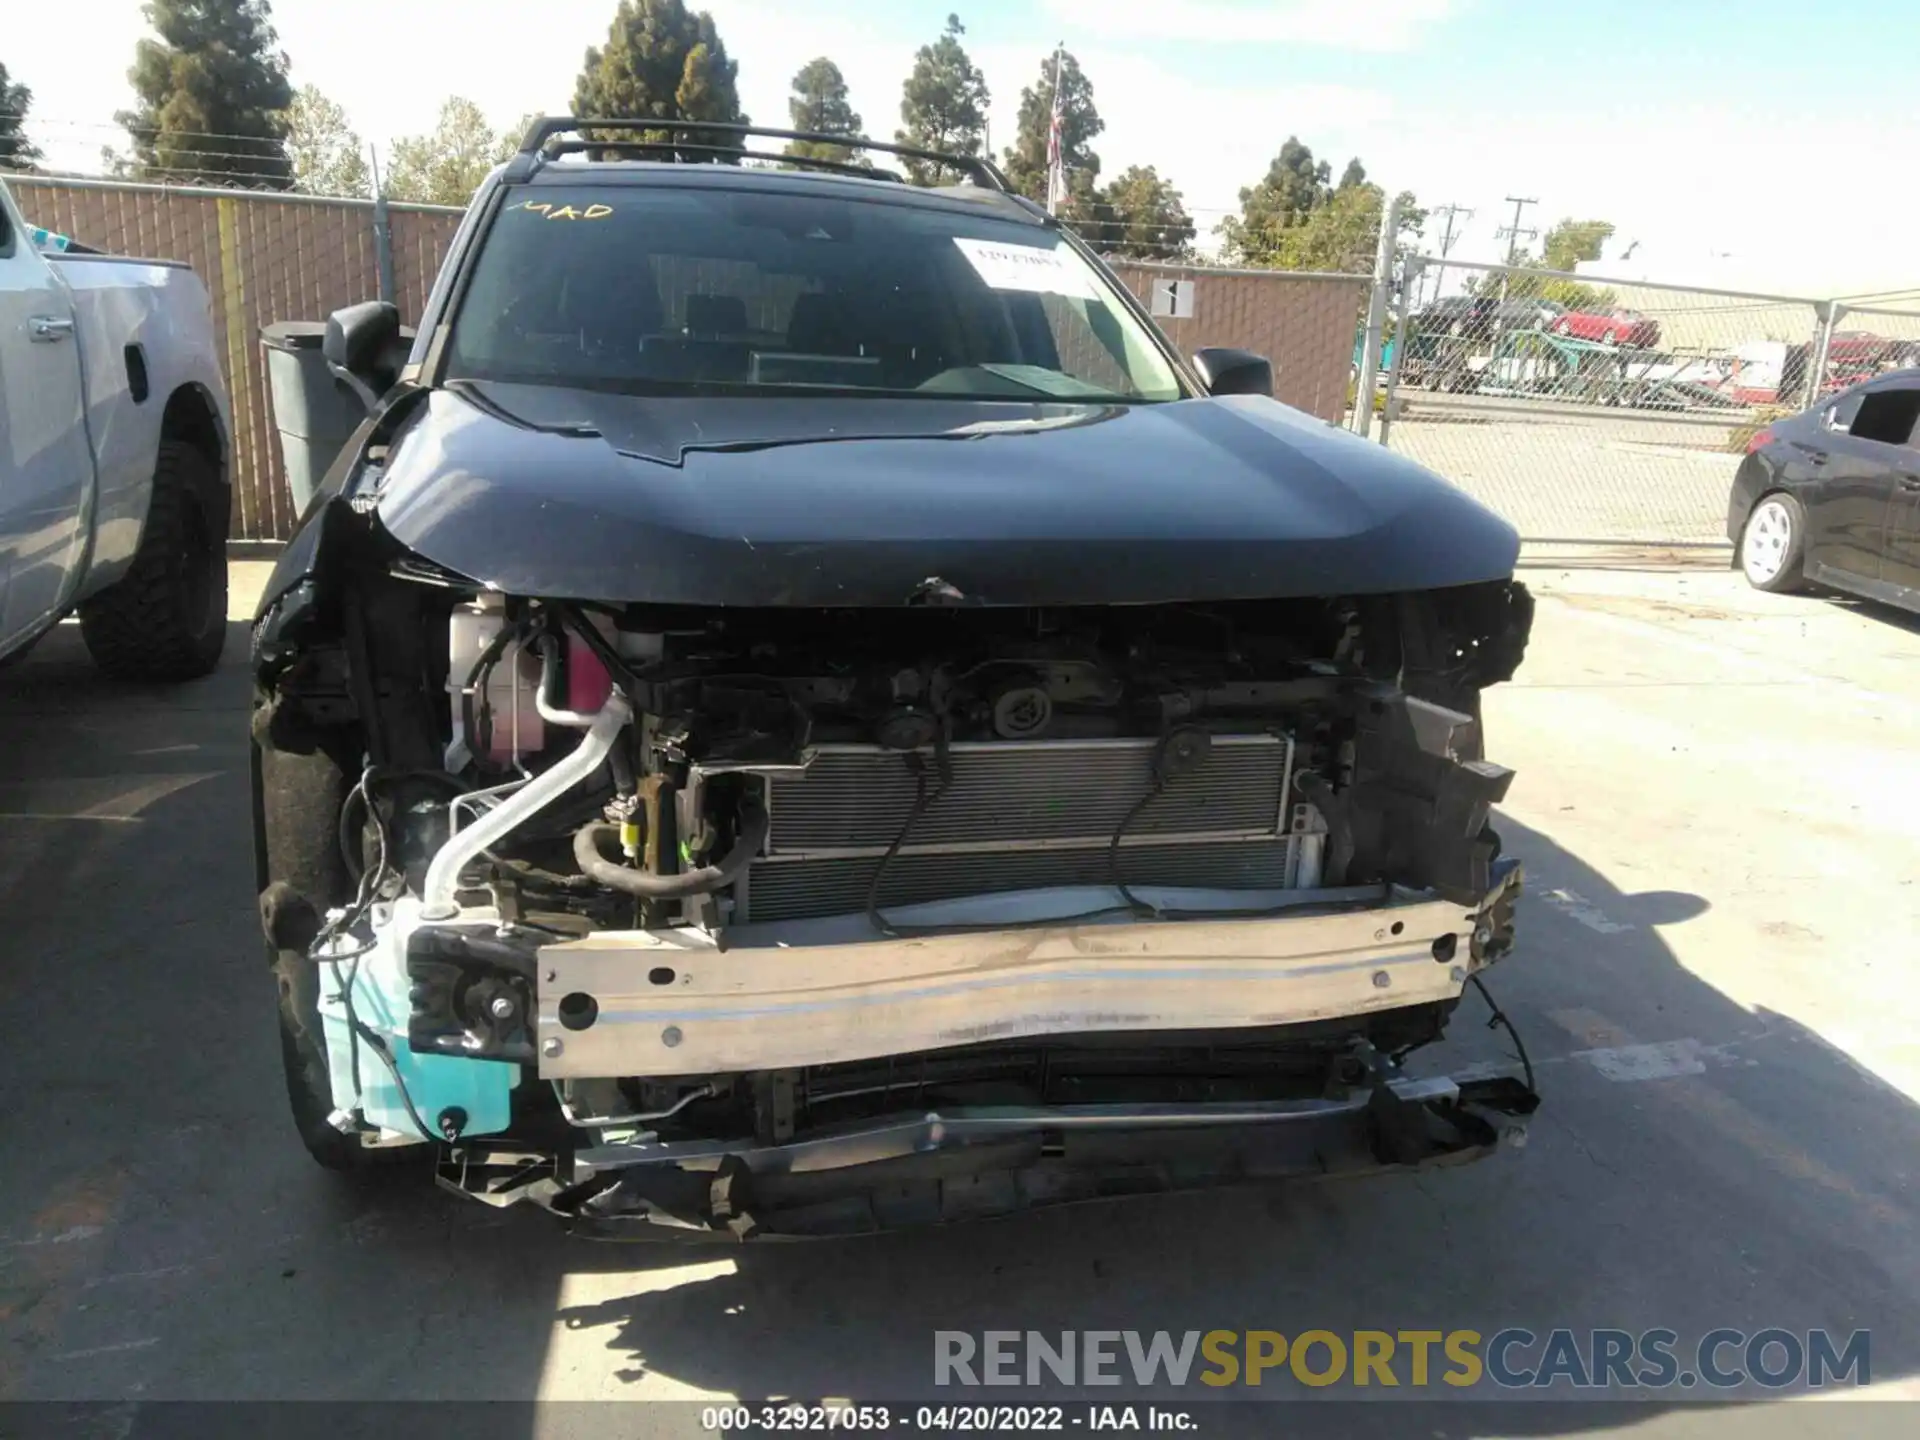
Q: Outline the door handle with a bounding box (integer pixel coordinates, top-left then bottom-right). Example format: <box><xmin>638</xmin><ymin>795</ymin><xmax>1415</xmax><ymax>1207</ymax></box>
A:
<box><xmin>1899</xmin><ymin>475</ymin><xmax>1920</xmax><ymax>492</ymax></box>
<box><xmin>28</xmin><ymin>315</ymin><xmax>76</xmax><ymax>343</ymax></box>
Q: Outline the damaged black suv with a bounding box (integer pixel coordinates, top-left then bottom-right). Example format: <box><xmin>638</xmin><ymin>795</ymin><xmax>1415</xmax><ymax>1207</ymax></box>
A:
<box><xmin>252</xmin><ymin>119</ymin><xmax>1536</xmax><ymax>1238</ymax></box>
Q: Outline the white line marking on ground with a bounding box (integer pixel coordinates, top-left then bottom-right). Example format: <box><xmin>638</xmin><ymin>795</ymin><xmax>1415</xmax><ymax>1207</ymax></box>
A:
<box><xmin>1573</xmin><ymin>1039</ymin><xmax>1747</xmax><ymax>1082</ymax></box>
<box><xmin>50</xmin><ymin>1338</ymin><xmax>160</xmax><ymax>1362</ymax></box>
<box><xmin>1549</xmin><ymin>601</ymin><xmax>1908</xmax><ymax>708</ymax></box>
<box><xmin>83</xmin><ymin>1264</ymin><xmax>192</xmax><ymax>1287</ymax></box>
<box><xmin>0</xmin><ymin>1224</ymin><xmax>106</xmax><ymax>1248</ymax></box>
<box><xmin>1538</xmin><ymin>887</ymin><xmax>1633</xmax><ymax>933</ymax></box>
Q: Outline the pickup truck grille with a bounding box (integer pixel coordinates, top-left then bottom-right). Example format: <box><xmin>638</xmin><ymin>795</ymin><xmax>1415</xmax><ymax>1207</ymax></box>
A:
<box><xmin>732</xmin><ymin>736</ymin><xmax>1296</xmax><ymax>924</ymax></box>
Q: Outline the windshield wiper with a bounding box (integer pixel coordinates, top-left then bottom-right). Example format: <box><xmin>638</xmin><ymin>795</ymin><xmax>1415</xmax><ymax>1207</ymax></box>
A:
<box><xmin>442</xmin><ymin>378</ymin><xmax>601</xmax><ymax>437</ymax></box>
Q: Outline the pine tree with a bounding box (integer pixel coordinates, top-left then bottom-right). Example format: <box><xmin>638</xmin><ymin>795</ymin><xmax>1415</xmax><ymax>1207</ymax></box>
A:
<box><xmin>1001</xmin><ymin>49</ymin><xmax>1101</xmax><ymax>210</ymax></box>
<box><xmin>1</xmin><ymin>63</ymin><xmax>44</xmax><ymax>170</ymax></box>
<box><xmin>573</xmin><ymin>0</ymin><xmax>746</xmax><ymax>161</ymax></box>
<box><xmin>117</xmin><ymin>0</ymin><xmax>295</xmax><ymax>187</ymax></box>
<box><xmin>895</xmin><ymin>14</ymin><xmax>990</xmax><ymax>186</ymax></box>
<box><xmin>286</xmin><ymin>85</ymin><xmax>368</xmax><ymax>198</ymax></box>
<box><xmin>785</xmin><ymin>58</ymin><xmax>867</xmax><ymax>168</ymax></box>
<box><xmin>1085</xmin><ymin>166</ymin><xmax>1193</xmax><ymax>261</ymax></box>
<box><xmin>384</xmin><ymin>98</ymin><xmax>504</xmax><ymax>208</ymax></box>
<box><xmin>1219</xmin><ymin>136</ymin><xmax>1333</xmax><ymax>260</ymax></box>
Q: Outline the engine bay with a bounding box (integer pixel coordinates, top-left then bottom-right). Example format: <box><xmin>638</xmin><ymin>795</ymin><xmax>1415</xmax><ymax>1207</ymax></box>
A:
<box><xmin>253</xmin><ymin>549</ymin><xmax>1534</xmax><ymax>1209</ymax></box>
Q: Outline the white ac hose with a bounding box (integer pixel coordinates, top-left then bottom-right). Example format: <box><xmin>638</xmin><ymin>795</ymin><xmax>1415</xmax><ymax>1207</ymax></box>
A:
<box><xmin>420</xmin><ymin>691</ymin><xmax>633</xmax><ymax>919</ymax></box>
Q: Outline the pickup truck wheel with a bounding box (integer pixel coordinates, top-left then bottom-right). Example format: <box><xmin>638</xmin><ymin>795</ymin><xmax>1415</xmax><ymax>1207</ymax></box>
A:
<box><xmin>79</xmin><ymin>441</ymin><xmax>227</xmax><ymax>681</ymax></box>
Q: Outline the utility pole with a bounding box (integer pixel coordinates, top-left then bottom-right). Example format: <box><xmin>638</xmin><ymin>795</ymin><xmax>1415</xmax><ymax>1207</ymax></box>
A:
<box><xmin>1495</xmin><ymin>195</ymin><xmax>1537</xmax><ymax>302</ymax></box>
<box><xmin>1425</xmin><ymin>202</ymin><xmax>1472</xmax><ymax>306</ymax></box>
<box><xmin>368</xmin><ymin>143</ymin><xmax>394</xmax><ymax>305</ymax></box>
<box><xmin>1498</xmin><ymin>195</ymin><xmax>1539</xmax><ymax>265</ymax></box>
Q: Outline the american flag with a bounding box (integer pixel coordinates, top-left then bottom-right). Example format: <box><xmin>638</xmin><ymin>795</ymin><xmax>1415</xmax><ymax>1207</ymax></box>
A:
<box><xmin>1045</xmin><ymin>47</ymin><xmax>1066</xmax><ymax>214</ymax></box>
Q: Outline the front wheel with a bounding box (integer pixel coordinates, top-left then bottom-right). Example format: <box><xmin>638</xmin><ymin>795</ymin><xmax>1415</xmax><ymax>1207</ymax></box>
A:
<box><xmin>1740</xmin><ymin>493</ymin><xmax>1806</xmax><ymax>593</ymax></box>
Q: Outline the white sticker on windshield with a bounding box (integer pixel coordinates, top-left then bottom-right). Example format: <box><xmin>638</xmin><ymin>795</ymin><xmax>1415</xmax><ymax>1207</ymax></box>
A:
<box><xmin>952</xmin><ymin>237</ymin><xmax>1096</xmax><ymax>297</ymax></box>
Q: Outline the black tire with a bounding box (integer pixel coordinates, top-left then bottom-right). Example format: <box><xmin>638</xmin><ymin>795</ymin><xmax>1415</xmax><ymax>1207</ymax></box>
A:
<box><xmin>79</xmin><ymin>440</ymin><xmax>227</xmax><ymax>681</ymax></box>
<box><xmin>253</xmin><ymin>703</ymin><xmax>403</xmax><ymax>1174</ymax></box>
<box><xmin>1739</xmin><ymin>492</ymin><xmax>1807</xmax><ymax>594</ymax></box>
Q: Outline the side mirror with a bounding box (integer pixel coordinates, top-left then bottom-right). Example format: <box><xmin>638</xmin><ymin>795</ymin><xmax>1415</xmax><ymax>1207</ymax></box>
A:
<box><xmin>1192</xmin><ymin>347</ymin><xmax>1273</xmax><ymax>398</ymax></box>
<box><xmin>323</xmin><ymin>300</ymin><xmax>403</xmax><ymax>412</ymax></box>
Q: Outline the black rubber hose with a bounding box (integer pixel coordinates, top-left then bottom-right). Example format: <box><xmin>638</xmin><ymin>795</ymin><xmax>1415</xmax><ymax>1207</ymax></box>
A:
<box><xmin>534</xmin><ymin>630</ymin><xmax>567</xmax><ymax>713</ymax></box>
<box><xmin>573</xmin><ymin>800</ymin><xmax>769</xmax><ymax>899</ymax></box>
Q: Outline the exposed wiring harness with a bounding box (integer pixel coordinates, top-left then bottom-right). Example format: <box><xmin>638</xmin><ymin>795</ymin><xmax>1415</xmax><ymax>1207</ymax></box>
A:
<box><xmin>308</xmin><ymin>764</ymin><xmax>442</xmax><ymax>1143</ymax></box>
<box><xmin>865</xmin><ymin>736</ymin><xmax>955</xmax><ymax>939</ymax></box>
<box><xmin>1108</xmin><ymin>726</ymin><xmax>1213</xmax><ymax>919</ymax></box>
<box><xmin>1468</xmin><ymin>973</ymin><xmax>1536</xmax><ymax>1094</ymax></box>
<box><xmin>863</xmin><ymin>723</ymin><xmax>1385</xmax><ymax>938</ymax></box>
<box><xmin>461</xmin><ymin>616</ymin><xmax>529</xmax><ymax>769</ymax></box>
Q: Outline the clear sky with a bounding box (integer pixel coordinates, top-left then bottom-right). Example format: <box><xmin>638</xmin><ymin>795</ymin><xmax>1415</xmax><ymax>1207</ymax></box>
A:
<box><xmin>9</xmin><ymin>0</ymin><xmax>1919</xmax><ymax>297</ymax></box>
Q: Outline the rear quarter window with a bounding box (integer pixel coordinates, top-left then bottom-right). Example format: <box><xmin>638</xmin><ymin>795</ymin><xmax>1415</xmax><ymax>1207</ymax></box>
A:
<box><xmin>1845</xmin><ymin>386</ymin><xmax>1920</xmax><ymax>446</ymax></box>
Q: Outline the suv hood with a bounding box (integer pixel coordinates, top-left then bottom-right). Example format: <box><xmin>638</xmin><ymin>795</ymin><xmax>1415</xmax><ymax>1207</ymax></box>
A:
<box><xmin>373</xmin><ymin>382</ymin><xmax>1518</xmax><ymax>607</ymax></box>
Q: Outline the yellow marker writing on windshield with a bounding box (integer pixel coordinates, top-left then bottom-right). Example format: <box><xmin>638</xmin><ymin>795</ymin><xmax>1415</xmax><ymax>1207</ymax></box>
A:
<box><xmin>519</xmin><ymin>201</ymin><xmax>613</xmax><ymax>220</ymax></box>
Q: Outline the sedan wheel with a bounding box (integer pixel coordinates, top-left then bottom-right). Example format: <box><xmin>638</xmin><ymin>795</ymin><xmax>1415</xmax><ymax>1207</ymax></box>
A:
<box><xmin>1740</xmin><ymin>494</ymin><xmax>1805</xmax><ymax>592</ymax></box>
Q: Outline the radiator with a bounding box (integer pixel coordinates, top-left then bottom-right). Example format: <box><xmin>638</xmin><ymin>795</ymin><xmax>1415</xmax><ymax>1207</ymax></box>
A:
<box><xmin>724</xmin><ymin>735</ymin><xmax>1296</xmax><ymax>923</ymax></box>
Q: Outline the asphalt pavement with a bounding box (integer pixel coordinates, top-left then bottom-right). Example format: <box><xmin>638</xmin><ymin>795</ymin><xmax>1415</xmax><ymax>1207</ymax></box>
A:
<box><xmin>2</xmin><ymin>560</ymin><xmax>1916</xmax><ymax>1437</ymax></box>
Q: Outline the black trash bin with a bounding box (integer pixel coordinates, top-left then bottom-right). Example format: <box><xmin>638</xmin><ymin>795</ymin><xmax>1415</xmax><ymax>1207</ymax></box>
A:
<box><xmin>260</xmin><ymin>321</ymin><xmax>410</xmax><ymax>515</ymax></box>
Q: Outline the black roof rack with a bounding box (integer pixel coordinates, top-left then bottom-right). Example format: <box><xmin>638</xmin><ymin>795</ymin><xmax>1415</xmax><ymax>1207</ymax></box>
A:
<box><xmin>515</xmin><ymin>117</ymin><xmax>1011</xmax><ymax>193</ymax></box>
<box><xmin>541</xmin><ymin>138</ymin><xmax>907</xmax><ymax>185</ymax></box>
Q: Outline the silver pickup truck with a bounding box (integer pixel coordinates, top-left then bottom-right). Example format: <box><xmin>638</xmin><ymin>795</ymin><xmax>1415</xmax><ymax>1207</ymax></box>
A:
<box><xmin>0</xmin><ymin>179</ymin><xmax>232</xmax><ymax>678</ymax></box>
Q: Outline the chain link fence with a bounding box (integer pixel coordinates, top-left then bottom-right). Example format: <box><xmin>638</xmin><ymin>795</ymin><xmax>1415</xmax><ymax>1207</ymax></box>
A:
<box><xmin>1371</xmin><ymin>258</ymin><xmax>1920</xmax><ymax>550</ymax></box>
<box><xmin>27</xmin><ymin>166</ymin><xmax>1910</xmax><ymax>554</ymax></box>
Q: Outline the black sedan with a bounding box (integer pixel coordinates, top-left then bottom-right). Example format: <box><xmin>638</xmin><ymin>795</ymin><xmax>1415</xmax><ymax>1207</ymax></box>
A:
<box><xmin>1728</xmin><ymin>368</ymin><xmax>1920</xmax><ymax>612</ymax></box>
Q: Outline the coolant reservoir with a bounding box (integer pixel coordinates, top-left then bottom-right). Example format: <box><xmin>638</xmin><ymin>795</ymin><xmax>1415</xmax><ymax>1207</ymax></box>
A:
<box><xmin>447</xmin><ymin>600</ymin><xmax>544</xmax><ymax>765</ymax></box>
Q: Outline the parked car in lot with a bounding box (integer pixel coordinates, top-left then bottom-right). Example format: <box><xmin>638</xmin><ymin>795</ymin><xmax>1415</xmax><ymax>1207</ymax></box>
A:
<box><xmin>1729</xmin><ymin>367</ymin><xmax>1920</xmax><ymax>611</ymax></box>
<box><xmin>0</xmin><ymin>179</ymin><xmax>232</xmax><ymax>676</ymax></box>
<box><xmin>252</xmin><ymin>119</ymin><xmax>1537</xmax><ymax>1237</ymax></box>
<box><xmin>1551</xmin><ymin>306</ymin><xmax>1661</xmax><ymax>349</ymax></box>
<box><xmin>1413</xmin><ymin>294</ymin><xmax>1556</xmax><ymax>341</ymax></box>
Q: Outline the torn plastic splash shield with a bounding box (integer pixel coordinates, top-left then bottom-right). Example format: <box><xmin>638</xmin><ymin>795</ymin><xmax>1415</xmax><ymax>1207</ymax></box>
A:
<box><xmin>436</xmin><ymin>1068</ymin><xmax>1539</xmax><ymax>1238</ymax></box>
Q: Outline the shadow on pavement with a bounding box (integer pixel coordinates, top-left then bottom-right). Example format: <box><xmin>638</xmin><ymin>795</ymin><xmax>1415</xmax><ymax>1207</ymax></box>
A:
<box><xmin>3</xmin><ymin>628</ymin><xmax>1914</xmax><ymax>1426</ymax></box>
<box><xmin>0</xmin><ymin>625</ymin><xmax>567</xmax><ymax>1403</ymax></box>
<box><xmin>536</xmin><ymin>815</ymin><xmax>1918</xmax><ymax>1418</ymax></box>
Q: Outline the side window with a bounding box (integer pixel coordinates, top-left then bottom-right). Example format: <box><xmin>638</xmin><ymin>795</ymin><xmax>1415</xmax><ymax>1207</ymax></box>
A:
<box><xmin>1826</xmin><ymin>392</ymin><xmax>1864</xmax><ymax>432</ymax></box>
<box><xmin>1845</xmin><ymin>386</ymin><xmax>1920</xmax><ymax>446</ymax></box>
<box><xmin>0</xmin><ymin>196</ymin><xmax>13</xmax><ymax>257</ymax></box>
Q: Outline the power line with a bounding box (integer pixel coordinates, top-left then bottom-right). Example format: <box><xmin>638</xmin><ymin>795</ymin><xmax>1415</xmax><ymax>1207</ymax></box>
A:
<box><xmin>1422</xmin><ymin>201</ymin><xmax>1473</xmax><ymax>304</ymax></box>
<box><xmin>1497</xmin><ymin>195</ymin><xmax>1538</xmax><ymax>266</ymax></box>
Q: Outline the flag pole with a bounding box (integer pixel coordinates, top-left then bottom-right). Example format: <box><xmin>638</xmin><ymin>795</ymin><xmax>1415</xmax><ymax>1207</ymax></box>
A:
<box><xmin>1047</xmin><ymin>41</ymin><xmax>1066</xmax><ymax>217</ymax></box>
